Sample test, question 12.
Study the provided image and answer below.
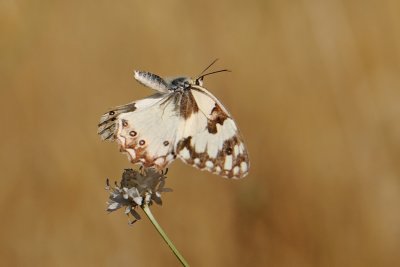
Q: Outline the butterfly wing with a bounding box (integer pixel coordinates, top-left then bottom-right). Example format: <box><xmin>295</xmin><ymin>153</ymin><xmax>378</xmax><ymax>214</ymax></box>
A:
<box><xmin>113</xmin><ymin>93</ymin><xmax>181</xmax><ymax>169</ymax></box>
<box><xmin>175</xmin><ymin>86</ymin><xmax>250</xmax><ymax>179</ymax></box>
<box><xmin>98</xmin><ymin>102</ymin><xmax>136</xmax><ymax>141</ymax></box>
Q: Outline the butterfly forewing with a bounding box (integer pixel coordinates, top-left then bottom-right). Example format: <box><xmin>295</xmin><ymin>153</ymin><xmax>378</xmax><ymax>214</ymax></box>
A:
<box><xmin>175</xmin><ymin>87</ymin><xmax>249</xmax><ymax>179</ymax></box>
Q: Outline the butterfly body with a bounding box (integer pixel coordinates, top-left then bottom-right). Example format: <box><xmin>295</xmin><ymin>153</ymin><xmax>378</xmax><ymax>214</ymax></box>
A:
<box><xmin>98</xmin><ymin>69</ymin><xmax>249</xmax><ymax>179</ymax></box>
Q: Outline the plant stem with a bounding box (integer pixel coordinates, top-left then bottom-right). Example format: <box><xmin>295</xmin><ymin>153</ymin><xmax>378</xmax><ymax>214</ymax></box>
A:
<box><xmin>142</xmin><ymin>204</ymin><xmax>189</xmax><ymax>267</ymax></box>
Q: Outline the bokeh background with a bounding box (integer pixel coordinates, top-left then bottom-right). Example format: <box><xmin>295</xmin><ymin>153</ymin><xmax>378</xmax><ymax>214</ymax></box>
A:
<box><xmin>1</xmin><ymin>0</ymin><xmax>400</xmax><ymax>266</ymax></box>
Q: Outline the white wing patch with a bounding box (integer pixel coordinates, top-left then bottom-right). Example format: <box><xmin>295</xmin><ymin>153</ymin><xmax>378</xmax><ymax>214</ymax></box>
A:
<box><xmin>190</xmin><ymin>85</ymin><xmax>231</xmax><ymax>117</ymax></box>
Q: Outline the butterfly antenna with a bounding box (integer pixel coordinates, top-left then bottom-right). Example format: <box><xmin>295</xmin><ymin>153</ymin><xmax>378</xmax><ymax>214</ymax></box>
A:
<box><xmin>198</xmin><ymin>58</ymin><xmax>219</xmax><ymax>76</ymax></box>
<box><xmin>197</xmin><ymin>69</ymin><xmax>231</xmax><ymax>80</ymax></box>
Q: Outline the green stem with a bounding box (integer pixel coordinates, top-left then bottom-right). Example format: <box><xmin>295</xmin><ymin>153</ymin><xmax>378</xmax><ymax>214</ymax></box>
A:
<box><xmin>142</xmin><ymin>204</ymin><xmax>189</xmax><ymax>267</ymax></box>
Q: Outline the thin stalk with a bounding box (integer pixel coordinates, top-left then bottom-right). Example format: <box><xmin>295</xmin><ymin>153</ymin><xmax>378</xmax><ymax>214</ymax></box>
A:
<box><xmin>142</xmin><ymin>204</ymin><xmax>189</xmax><ymax>267</ymax></box>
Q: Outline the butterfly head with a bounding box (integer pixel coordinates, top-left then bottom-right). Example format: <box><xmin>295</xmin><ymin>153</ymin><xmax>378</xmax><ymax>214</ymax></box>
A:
<box><xmin>194</xmin><ymin>69</ymin><xmax>231</xmax><ymax>87</ymax></box>
<box><xmin>194</xmin><ymin>76</ymin><xmax>204</xmax><ymax>87</ymax></box>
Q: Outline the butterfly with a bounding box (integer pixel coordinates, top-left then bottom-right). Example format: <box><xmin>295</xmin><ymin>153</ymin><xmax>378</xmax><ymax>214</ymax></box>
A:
<box><xmin>98</xmin><ymin>60</ymin><xmax>249</xmax><ymax>179</ymax></box>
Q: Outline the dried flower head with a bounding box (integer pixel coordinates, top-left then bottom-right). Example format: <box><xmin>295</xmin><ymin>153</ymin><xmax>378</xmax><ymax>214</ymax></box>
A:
<box><xmin>105</xmin><ymin>168</ymin><xmax>172</xmax><ymax>224</ymax></box>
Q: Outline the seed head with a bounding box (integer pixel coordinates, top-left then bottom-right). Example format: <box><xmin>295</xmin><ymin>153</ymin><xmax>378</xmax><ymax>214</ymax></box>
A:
<box><xmin>105</xmin><ymin>168</ymin><xmax>172</xmax><ymax>224</ymax></box>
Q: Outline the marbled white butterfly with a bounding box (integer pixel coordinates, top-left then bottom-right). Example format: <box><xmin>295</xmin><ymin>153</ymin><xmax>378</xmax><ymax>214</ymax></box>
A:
<box><xmin>98</xmin><ymin>61</ymin><xmax>249</xmax><ymax>179</ymax></box>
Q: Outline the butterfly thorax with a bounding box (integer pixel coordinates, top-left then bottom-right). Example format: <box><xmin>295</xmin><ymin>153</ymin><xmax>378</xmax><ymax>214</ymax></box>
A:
<box><xmin>167</xmin><ymin>77</ymin><xmax>195</xmax><ymax>92</ymax></box>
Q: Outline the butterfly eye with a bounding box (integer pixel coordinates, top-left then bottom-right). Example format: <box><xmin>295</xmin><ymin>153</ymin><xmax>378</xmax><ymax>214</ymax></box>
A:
<box><xmin>226</xmin><ymin>147</ymin><xmax>232</xmax><ymax>155</ymax></box>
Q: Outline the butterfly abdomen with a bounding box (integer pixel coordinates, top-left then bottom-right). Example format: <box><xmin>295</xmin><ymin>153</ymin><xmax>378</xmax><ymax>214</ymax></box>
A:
<box><xmin>134</xmin><ymin>71</ymin><xmax>169</xmax><ymax>92</ymax></box>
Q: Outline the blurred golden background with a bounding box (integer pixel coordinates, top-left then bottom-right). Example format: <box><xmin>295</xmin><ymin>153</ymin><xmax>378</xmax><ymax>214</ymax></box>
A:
<box><xmin>1</xmin><ymin>0</ymin><xmax>400</xmax><ymax>266</ymax></box>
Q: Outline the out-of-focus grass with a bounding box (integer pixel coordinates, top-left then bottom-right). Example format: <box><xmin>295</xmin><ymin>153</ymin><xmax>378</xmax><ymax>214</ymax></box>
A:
<box><xmin>1</xmin><ymin>0</ymin><xmax>400</xmax><ymax>266</ymax></box>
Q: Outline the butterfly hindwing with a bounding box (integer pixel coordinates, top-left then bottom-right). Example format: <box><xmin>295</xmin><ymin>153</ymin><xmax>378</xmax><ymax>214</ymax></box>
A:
<box><xmin>98</xmin><ymin>93</ymin><xmax>165</xmax><ymax>141</ymax></box>
<box><xmin>98</xmin><ymin>102</ymin><xmax>136</xmax><ymax>141</ymax></box>
<box><xmin>116</xmin><ymin>93</ymin><xmax>180</xmax><ymax>170</ymax></box>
